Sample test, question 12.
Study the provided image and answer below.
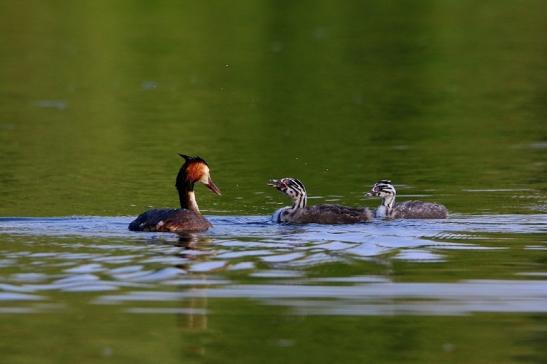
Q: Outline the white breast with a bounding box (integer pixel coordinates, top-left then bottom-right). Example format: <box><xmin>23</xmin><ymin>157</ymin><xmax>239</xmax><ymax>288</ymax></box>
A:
<box><xmin>375</xmin><ymin>205</ymin><xmax>387</xmax><ymax>218</ymax></box>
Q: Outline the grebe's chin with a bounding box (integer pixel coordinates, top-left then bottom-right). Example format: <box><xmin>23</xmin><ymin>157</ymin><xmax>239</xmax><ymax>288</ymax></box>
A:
<box><xmin>129</xmin><ymin>154</ymin><xmax>221</xmax><ymax>233</ymax></box>
<box><xmin>366</xmin><ymin>180</ymin><xmax>448</xmax><ymax>219</ymax></box>
<box><xmin>268</xmin><ymin>177</ymin><xmax>373</xmax><ymax>224</ymax></box>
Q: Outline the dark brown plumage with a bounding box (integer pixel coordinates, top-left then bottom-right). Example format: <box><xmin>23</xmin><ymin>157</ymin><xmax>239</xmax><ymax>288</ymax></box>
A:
<box><xmin>366</xmin><ymin>180</ymin><xmax>448</xmax><ymax>219</ymax></box>
<box><xmin>269</xmin><ymin>178</ymin><xmax>373</xmax><ymax>224</ymax></box>
<box><xmin>282</xmin><ymin>205</ymin><xmax>373</xmax><ymax>224</ymax></box>
<box><xmin>128</xmin><ymin>208</ymin><xmax>212</xmax><ymax>233</ymax></box>
<box><xmin>387</xmin><ymin>201</ymin><xmax>448</xmax><ymax>219</ymax></box>
<box><xmin>128</xmin><ymin>154</ymin><xmax>221</xmax><ymax>233</ymax></box>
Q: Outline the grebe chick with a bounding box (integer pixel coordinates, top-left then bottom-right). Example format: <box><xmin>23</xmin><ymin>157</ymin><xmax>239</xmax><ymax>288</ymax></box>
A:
<box><xmin>366</xmin><ymin>180</ymin><xmax>448</xmax><ymax>219</ymax></box>
<box><xmin>268</xmin><ymin>177</ymin><xmax>373</xmax><ymax>224</ymax></box>
<box><xmin>129</xmin><ymin>154</ymin><xmax>221</xmax><ymax>233</ymax></box>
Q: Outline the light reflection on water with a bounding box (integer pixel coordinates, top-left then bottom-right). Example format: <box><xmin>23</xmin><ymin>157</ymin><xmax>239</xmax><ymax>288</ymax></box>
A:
<box><xmin>97</xmin><ymin>280</ymin><xmax>547</xmax><ymax>316</ymax></box>
<box><xmin>0</xmin><ymin>214</ymin><xmax>545</xmax><ymax>316</ymax></box>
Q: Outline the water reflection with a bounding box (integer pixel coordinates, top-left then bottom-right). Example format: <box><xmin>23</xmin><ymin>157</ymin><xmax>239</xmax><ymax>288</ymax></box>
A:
<box><xmin>97</xmin><ymin>280</ymin><xmax>547</xmax><ymax>316</ymax></box>
<box><xmin>0</xmin><ymin>214</ymin><xmax>545</xmax><ymax>316</ymax></box>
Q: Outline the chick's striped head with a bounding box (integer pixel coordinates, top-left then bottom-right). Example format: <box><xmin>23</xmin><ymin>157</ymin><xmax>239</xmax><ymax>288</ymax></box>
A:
<box><xmin>268</xmin><ymin>177</ymin><xmax>308</xmax><ymax>208</ymax></box>
<box><xmin>366</xmin><ymin>180</ymin><xmax>396</xmax><ymax>198</ymax></box>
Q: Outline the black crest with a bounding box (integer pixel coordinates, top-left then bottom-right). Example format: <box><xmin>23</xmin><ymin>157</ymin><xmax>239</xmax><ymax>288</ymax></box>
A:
<box><xmin>178</xmin><ymin>153</ymin><xmax>208</xmax><ymax>165</ymax></box>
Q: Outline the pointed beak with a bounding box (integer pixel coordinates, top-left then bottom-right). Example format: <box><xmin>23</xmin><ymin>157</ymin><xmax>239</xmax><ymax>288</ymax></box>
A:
<box><xmin>206</xmin><ymin>177</ymin><xmax>222</xmax><ymax>195</ymax></box>
<box><xmin>268</xmin><ymin>179</ymin><xmax>286</xmax><ymax>190</ymax></box>
<box><xmin>267</xmin><ymin>179</ymin><xmax>280</xmax><ymax>187</ymax></box>
<box><xmin>365</xmin><ymin>190</ymin><xmax>379</xmax><ymax>197</ymax></box>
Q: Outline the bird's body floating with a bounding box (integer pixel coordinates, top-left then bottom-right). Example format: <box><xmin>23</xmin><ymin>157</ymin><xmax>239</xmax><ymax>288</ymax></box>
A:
<box><xmin>366</xmin><ymin>180</ymin><xmax>448</xmax><ymax>219</ymax></box>
<box><xmin>129</xmin><ymin>154</ymin><xmax>221</xmax><ymax>233</ymax></box>
<box><xmin>269</xmin><ymin>177</ymin><xmax>373</xmax><ymax>224</ymax></box>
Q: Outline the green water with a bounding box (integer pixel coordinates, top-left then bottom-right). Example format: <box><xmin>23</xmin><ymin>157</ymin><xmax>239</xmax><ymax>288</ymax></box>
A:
<box><xmin>1</xmin><ymin>1</ymin><xmax>546</xmax><ymax>363</ymax></box>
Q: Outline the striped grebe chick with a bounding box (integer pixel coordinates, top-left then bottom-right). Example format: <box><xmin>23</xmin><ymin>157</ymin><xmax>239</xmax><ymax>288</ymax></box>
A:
<box><xmin>129</xmin><ymin>154</ymin><xmax>221</xmax><ymax>233</ymax></box>
<box><xmin>268</xmin><ymin>177</ymin><xmax>373</xmax><ymax>224</ymax></box>
<box><xmin>366</xmin><ymin>180</ymin><xmax>448</xmax><ymax>219</ymax></box>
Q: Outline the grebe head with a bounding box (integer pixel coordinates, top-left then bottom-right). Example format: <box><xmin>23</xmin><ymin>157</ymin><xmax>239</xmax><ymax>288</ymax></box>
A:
<box><xmin>268</xmin><ymin>177</ymin><xmax>307</xmax><ymax>208</ymax></box>
<box><xmin>366</xmin><ymin>180</ymin><xmax>396</xmax><ymax>198</ymax></box>
<box><xmin>366</xmin><ymin>180</ymin><xmax>396</xmax><ymax>210</ymax></box>
<box><xmin>177</xmin><ymin>154</ymin><xmax>221</xmax><ymax>195</ymax></box>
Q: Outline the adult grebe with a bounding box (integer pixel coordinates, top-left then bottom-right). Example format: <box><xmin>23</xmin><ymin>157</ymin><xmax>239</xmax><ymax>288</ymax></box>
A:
<box><xmin>129</xmin><ymin>154</ymin><xmax>221</xmax><ymax>232</ymax></box>
<box><xmin>268</xmin><ymin>177</ymin><xmax>373</xmax><ymax>224</ymax></box>
<box><xmin>366</xmin><ymin>180</ymin><xmax>448</xmax><ymax>219</ymax></box>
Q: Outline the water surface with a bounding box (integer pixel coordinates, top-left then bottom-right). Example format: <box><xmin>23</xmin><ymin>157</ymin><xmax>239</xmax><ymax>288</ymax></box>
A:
<box><xmin>1</xmin><ymin>213</ymin><xmax>546</xmax><ymax>363</ymax></box>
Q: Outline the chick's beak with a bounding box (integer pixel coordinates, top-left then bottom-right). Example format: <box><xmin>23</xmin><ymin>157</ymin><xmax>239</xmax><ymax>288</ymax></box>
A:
<box><xmin>268</xmin><ymin>179</ymin><xmax>288</xmax><ymax>190</ymax></box>
<box><xmin>206</xmin><ymin>177</ymin><xmax>222</xmax><ymax>195</ymax></box>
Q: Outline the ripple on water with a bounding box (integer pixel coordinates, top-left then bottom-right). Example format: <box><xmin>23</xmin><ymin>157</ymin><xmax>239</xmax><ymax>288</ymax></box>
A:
<box><xmin>64</xmin><ymin>263</ymin><xmax>104</xmax><ymax>274</ymax></box>
<box><xmin>393</xmin><ymin>249</ymin><xmax>445</xmax><ymax>262</ymax></box>
<box><xmin>0</xmin><ymin>214</ymin><xmax>545</xmax><ymax>316</ymax></box>
<box><xmin>0</xmin><ymin>292</ymin><xmax>43</xmax><ymax>301</ymax></box>
<box><xmin>189</xmin><ymin>261</ymin><xmax>227</xmax><ymax>272</ymax></box>
<box><xmin>250</xmin><ymin>270</ymin><xmax>305</xmax><ymax>278</ymax></box>
<box><xmin>93</xmin><ymin>279</ymin><xmax>547</xmax><ymax>315</ymax></box>
<box><xmin>109</xmin><ymin>267</ymin><xmax>183</xmax><ymax>282</ymax></box>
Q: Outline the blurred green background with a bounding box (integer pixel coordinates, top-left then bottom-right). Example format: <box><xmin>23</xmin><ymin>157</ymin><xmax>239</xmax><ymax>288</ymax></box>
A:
<box><xmin>0</xmin><ymin>2</ymin><xmax>546</xmax><ymax>364</ymax></box>
<box><xmin>0</xmin><ymin>0</ymin><xmax>545</xmax><ymax>216</ymax></box>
